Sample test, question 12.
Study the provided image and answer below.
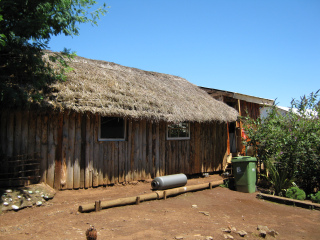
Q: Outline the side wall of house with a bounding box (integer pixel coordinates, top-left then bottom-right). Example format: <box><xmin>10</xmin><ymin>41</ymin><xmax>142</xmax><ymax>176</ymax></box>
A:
<box><xmin>0</xmin><ymin>111</ymin><xmax>228</xmax><ymax>189</ymax></box>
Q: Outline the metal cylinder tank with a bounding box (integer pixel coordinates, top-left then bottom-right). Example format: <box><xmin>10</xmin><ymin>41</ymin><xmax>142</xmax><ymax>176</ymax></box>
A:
<box><xmin>151</xmin><ymin>173</ymin><xmax>187</xmax><ymax>190</ymax></box>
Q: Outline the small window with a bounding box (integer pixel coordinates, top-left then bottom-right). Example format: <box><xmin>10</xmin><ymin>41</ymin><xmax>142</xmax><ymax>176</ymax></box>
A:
<box><xmin>99</xmin><ymin>117</ymin><xmax>126</xmax><ymax>141</ymax></box>
<box><xmin>167</xmin><ymin>122</ymin><xmax>190</xmax><ymax>140</ymax></box>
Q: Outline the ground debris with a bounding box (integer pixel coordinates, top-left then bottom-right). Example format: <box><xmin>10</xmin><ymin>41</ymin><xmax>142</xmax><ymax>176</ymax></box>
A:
<box><xmin>199</xmin><ymin>211</ymin><xmax>210</xmax><ymax>216</ymax></box>
<box><xmin>1</xmin><ymin>183</ymin><xmax>56</xmax><ymax>213</ymax></box>
<box><xmin>237</xmin><ymin>230</ymin><xmax>247</xmax><ymax>237</ymax></box>
<box><xmin>224</xmin><ymin>234</ymin><xmax>234</xmax><ymax>239</ymax></box>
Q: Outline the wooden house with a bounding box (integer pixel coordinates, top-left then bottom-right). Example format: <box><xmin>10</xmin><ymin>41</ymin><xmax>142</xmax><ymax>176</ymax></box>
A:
<box><xmin>200</xmin><ymin>87</ymin><xmax>274</xmax><ymax>156</ymax></box>
<box><xmin>0</xmin><ymin>54</ymin><xmax>238</xmax><ymax>189</ymax></box>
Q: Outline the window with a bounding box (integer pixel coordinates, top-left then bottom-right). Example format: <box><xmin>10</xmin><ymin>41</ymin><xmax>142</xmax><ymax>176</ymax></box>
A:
<box><xmin>167</xmin><ymin>122</ymin><xmax>190</xmax><ymax>140</ymax></box>
<box><xmin>99</xmin><ymin>117</ymin><xmax>126</xmax><ymax>141</ymax></box>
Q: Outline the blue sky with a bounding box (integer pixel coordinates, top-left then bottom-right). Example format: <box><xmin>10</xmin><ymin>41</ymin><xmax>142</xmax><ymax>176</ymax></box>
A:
<box><xmin>48</xmin><ymin>0</ymin><xmax>320</xmax><ymax>107</ymax></box>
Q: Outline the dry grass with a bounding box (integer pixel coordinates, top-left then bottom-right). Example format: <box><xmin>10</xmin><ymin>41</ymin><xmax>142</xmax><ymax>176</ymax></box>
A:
<box><xmin>43</xmin><ymin>52</ymin><xmax>238</xmax><ymax>123</ymax></box>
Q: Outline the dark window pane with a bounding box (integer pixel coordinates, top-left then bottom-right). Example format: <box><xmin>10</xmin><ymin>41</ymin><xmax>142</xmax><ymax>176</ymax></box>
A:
<box><xmin>100</xmin><ymin>117</ymin><xmax>125</xmax><ymax>139</ymax></box>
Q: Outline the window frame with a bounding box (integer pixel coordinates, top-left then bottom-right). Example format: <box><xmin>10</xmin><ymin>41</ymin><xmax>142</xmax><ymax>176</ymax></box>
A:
<box><xmin>166</xmin><ymin>122</ymin><xmax>190</xmax><ymax>140</ymax></box>
<box><xmin>98</xmin><ymin>116</ymin><xmax>127</xmax><ymax>141</ymax></box>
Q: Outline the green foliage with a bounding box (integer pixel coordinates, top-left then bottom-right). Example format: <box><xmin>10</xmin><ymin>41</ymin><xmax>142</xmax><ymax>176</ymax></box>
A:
<box><xmin>262</xmin><ymin>159</ymin><xmax>294</xmax><ymax>196</ymax></box>
<box><xmin>286</xmin><ymin>186</ymin><xmax>306</xmax><ymax>200</ymax></box>
<box><xmin>242</xmin><ymin>91</ymin><xmax>320</xmax><ymax>195</ymax></box>
<box><xmin>0</xmin><ymin>0</ymin><xmax>107</xmax><ymax>108</ymax></box>
<box><xmin>309</xmin><ymin>192</ymin><xmax>320</xmax><ymax>203</ymax></box>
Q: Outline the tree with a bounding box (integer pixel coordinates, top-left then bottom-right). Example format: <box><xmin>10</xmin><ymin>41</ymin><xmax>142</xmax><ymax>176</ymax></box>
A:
<box><xmin>242</xmin><ymin>91</ymin><xmax>320</xmax><ymax>195</ymax></box>
<box><xmin>0</xmin><ymin>0</ymin><xmax>107</xmax><ymax>108</ymax></box>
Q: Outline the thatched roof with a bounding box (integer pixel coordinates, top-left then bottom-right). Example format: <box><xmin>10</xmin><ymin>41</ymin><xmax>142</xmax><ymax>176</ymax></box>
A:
<box><xmin>43</xmin><ymin>53</ymin><xmax>238</xmax><ymax>123</ymax></box>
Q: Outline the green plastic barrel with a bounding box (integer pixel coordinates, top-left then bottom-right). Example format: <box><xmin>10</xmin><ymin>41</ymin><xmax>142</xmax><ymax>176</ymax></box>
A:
<box><xmin>231</xmin><ymin>156</ymin><xmax>257</xmax><ymax>193</ymax></box>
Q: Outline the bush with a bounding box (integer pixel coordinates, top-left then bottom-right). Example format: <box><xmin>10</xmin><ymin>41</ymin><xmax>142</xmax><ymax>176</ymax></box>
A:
<box><xmin>242</xmin><ymin>90</ymin><xmax>320</xmax><ymax>195</ymax></box>
<box><xmin>310</xmin><ymin>192</ymin><xmax>320</xmax><ymax>203</ymax></box>
<box><xmin>286</xmin><ymin>187</ymin><xmax>306</xmax><ymax>200</ymax></box>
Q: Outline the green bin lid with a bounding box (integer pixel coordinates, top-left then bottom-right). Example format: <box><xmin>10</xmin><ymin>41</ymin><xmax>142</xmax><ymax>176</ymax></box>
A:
<box><xmin>231</xmin><ymin>156</ymin><xmax>257</xmax><ymax>163</ymax></box>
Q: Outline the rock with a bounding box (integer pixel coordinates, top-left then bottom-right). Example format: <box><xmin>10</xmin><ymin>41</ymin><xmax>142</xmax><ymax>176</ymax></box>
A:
<box><xmin>224</xmin><ymin>234</ymin><xmax>234</xmax><ymax>239</ymax></box>
<box><xmin>259</xmin><ymin>230</ymin><xmax>267</xmax><ymax>238</ymax></box>
<box><xmin>257</xmin><ymin>225</ymin><xmax>269</xmax><ymax>232</ymax></box>
<box><xmin>6</xmin><ymin>189</ymin><xmax>12</xmax><ymax>193</ymax></box>
<box><xmin>221</xmin><ymin>228</ymin><xmax>231</xmax><ymax>233</ymax></box>
<box><xmin>175</xmin><ymin>236</ymin><xmax>184</xmax><ymax>239</ymax></box>
<box><xmin>192</xmin><ymin>204</ymin><xmax>198</xmax><ymax>208</ymax></box>
<box><xmin>230</xmin><ymin>226</ymin><xmax>237</xmax><ymax>232</ymax></box>
<box><xmin>11</xmin><ymin>205</ymin><xmax>19</xmax><ymax>210</ymax></box>
<box><xmin>237</xmin><ymin>230</ymin><xmax>247</xmax><ymax>237</ymax></box>
<box><xmin>36</xmin><ymin>201</ymin><xmax>42</xmax><ymax>206</ymax></box>
<box><xmin>3</xmin><ymin>202</ymin><xmax>9</xmax><ymax>206</ymax></box>
<box><xmin>268</xmin><ymin>229</ymin><xmax>279</xmax><ymax>237</ymax></box>
<box><xmin>205</xmin><ymin>236</ymin><xmax>213</xmax><ymax>240</ymax></box>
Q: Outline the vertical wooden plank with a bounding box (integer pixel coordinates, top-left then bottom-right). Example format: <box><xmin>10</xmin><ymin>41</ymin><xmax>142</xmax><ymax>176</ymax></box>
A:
<box><xmin>102</xmin><ymin>143</ymin><xmax>108</xmax><ymax>185</ymax></box>
<box><xmin>20</xmin><ymin>111</ymin><xmax>29</xmax><ymax>155</ymax></box>
<box><xmin>85</xmin><ymin>113</ymin><xmax>91</xmax><ymax>188</ymax></box>
<box><xmin>0</xmin><ymin>111</ymin><xmax>7</xmax><ymax>155</ymax></box>
<box><xmin>80</xmin><ymin>113</ymin><xmax>86</xmax><ymax>188</ymax></box>
<box><xmin>188</xmin><ymin>122</ymin><xmax>195</xmax><ymax>175</ymax></box>
<box><xmin>114</xmin><ymin>141</ymin><xmax>119</xmax><ymax>183</ymax></box>
<box><xmin>40</xmin><ymin>115</ymin><xmax>48</xmax><ymax>183</ymax></box>
<box><xmin>185</xmin><ymin>134</ymin><xmax>190</xmax><ymax>174</ymax></box>
<box><xmin>126</xmin><ymin>120</ymin><xmax>133</xmax><ymax>182</ymax></box>
<box><xmin>53</xmin><ymin>112</ymin><xmax>63</xmax><ymax>189</ymax></box>
<box><xmin>201</xmin><ymin>123</ymin><xmax>206</xmax><ymax>173</ymax></box>
<box><xmin>92</xmin><ymin>113</ymin><xmax>99</xmax><ymax>187</ymax></box>
<box><xmin>176</xmin><ymin>141</ymin><xmax>180</xmax><ymax>174</ymax></box>
<box><xmin>166</xmin><ymin>140</ymin><xmax>172</xmax><ymax>175</ymax></box>
<box><xmin>73</xmin><ymin>112</ymin><xmax>81</xmax><ymax>189</ymax></box>
<box><xmin>89</xmin><ymin>113</ymin><xmax>94</xmax><ymax>187</ymax></box>
<box><xmin>180</xmin><ymin>141</ymin><xmax>185</xmax><ymax>174</ymax></box>
<box><xmin>27</xmin><ymin>111</ymin><xmax>36</xmax><ymax>155</ymax></box>
<box><xmin>13</xmin><ymin>111</ymin><xmax>22</xmax><ymax>157</ymax></box>
<box><xmin>213</xmin><ymin>121</ymin><xmax>218</xmax><ymax>171</ymax></box>
<box><xmin>140</xmin><ymin>120</ymin><xmax>146</xmax><ymax>180</ymax></box>
<box><xmin>98</xmin><ymin>142</ymin><xmax>104</xmax><ymax>186</ymax></box>
<box><xmin>6</xmin><ymin>112</ymin><xmax>14</xmax><ymax>158</ymax></box>
<box><xmin>47</xmin><ymin>114</ymin><xmax>57</xmax><ymax>188</ymax></box>
<box><xmin>0</xmin><ymin>111</ymin><xmax>8</xmax><ymax>177</ymax></box>
<box><xmin>209</xmin><ymin>123</ymin><xmax>214</xmax><ymax>172</ymax></box>
<box><xmin>133</xmin><ymin>120</ymin><xmax>139</xmax><ymax>181</ymax></box>
<box><xmin>159</xmin><ymin>121</ymin><xmax>166</xmax><ymax>176</ymax></box>
<box><xmin>60</xmin><ymin>111</ymin><xmax>68</xmax><ymax>189</ymax></box>
<box><xmin>118</xmin><ymin>141</ymin><xmax>125</xmax><ymax>183</ymax></box>
<box><xmin>35</xmin><ymin>113</ymin><xmax>41</xmax><ymax>159</ymax></box>
<box><xmin>155</xmin><ymin>122</ymin><xmax>160</xmax><ymax>177</ymax></box>
<box><xmin>195</xmin><ymin>122</ymin><xmax>201</xmax><ymax>174</ymax></box>
<box><xmin>146</xmin><ymin>121</ymin><xmax>152</xmax><ymax>179</ymax></box>
<box><xmin>108</xmin><ymin>142</ymin><xmax>115</xmax><ymax>184</ymax></box>
<box><xmin>67</xmin><ymin>112</ymin><xmax>75</xmax><ymax>189</ymax></box>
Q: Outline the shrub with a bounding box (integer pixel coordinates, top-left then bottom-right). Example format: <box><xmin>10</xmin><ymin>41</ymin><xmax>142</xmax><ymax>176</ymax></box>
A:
<box><xmin>310</xmin><ymin>192</ymin><xmax>320</xmax><ymax>203</ymax></box>
<box><xmin>286</xmin><ymin>187</ymin><xmax>306</xmax><ymax>200</ymax></box>
<box><xmin>242</xmin><ymin>90</ymin><xmax>320</xmax><ymax>195</ymax></box>
<box><xmin>263</xmin><ymin>159</ymin><xmax>294</xmax><ymax>196</ymax></box>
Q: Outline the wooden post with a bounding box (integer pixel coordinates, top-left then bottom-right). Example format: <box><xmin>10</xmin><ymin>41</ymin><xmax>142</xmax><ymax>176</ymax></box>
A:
<box><xmin>95</xmin><ymin>200</ymin><xmax>101</xmax><ymax>212</ymax></box>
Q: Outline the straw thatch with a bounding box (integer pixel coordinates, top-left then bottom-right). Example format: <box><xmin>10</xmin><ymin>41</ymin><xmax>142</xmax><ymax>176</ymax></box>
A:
<box><xmin>43</xmin><ymin>53</ymin><xmax>238</xmax><ymax>123</ymax></box>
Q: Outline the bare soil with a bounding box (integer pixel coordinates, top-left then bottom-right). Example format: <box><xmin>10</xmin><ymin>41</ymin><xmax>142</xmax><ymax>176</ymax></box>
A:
<box><xmin>0</xmin><ymin>175</ymin><xmax>319</xmax><ymax>240</ymax></box>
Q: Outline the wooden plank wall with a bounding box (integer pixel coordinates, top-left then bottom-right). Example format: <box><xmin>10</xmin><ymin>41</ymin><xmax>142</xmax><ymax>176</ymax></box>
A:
<box><xmin>240</xmin><ymin>100</ymin><xmax>261</xmax><ymax>119</ymax></box>
<box><xmin>0</xmin><ymin>111</ymin><xmax>228</xmax><ymax>189</ymax></box>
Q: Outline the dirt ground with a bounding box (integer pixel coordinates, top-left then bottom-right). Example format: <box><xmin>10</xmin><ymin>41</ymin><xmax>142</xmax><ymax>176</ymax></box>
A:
<box><xmin>0</xmin><ymin>175</ymin><xmax>319</xmax><ymax>240</ymax></box>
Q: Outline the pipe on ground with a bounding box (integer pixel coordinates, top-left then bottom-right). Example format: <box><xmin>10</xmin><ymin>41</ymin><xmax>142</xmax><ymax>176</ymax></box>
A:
<box><xmin>78</xmin><ymin>179</ymin><xmax>223</xmax><ymax>213</ymax></box>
